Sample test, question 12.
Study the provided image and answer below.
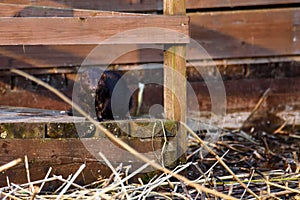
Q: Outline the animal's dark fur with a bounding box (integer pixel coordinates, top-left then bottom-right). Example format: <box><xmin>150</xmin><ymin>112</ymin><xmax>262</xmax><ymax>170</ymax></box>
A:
<box><xmin>95</xmin><ymin>71</ymin><xmax>132</xmax><ymax>121</ymax></box>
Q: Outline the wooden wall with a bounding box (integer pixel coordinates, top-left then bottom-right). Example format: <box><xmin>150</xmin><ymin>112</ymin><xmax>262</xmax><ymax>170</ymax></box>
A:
<box><xmin>189</xmin><ymin>8</ymin><xmax>300</xmax><ymax>59</ymax></box>
<box><xmin>0</xmin><ymin>3</ymin><xmax>298</xmax><ymax>68</ymax></box>
<box><xmin>0</xmin><ymin>1</ymin><xmax>299</xmax><ymax>188</ymax></box>
<box><xmin>0</xmin><ymin>1</ymin><xmax>299</xmax><ymax>114</ymax></box>
<box><xmin>0</xmin><ymin>0</ymin><xmax>299</xmax><ymax>11</ymax></box>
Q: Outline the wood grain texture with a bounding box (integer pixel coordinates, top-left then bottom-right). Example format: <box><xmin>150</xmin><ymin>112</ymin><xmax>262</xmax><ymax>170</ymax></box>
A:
<box><xmin>0</xmin><ymin>16</ymin><xmax>189</xmax><ymax>45</ymax></box>
<box><xmin>2</xmin><ymin>69</ymin><xmax>300</xmax><ymax>113</ymax></box>
<box><xmin>0</xmin><ymin>8</ymin><xmax>299</xmax><ymax>68</ymax></box>
<box><xmin>1</xmin><ymin>76</ymin><xmax>300</xmax><ymax>122</ymax></box>
<box><xmin>0</xmin><ymin>0</ymin><xmax>299</xmax><ymax>11</ymax></box>
<box><xmin>0</xmin><ymin>114</ymin><xmax>181</xmax><ymax>186</ymax></box>
<box><xmin>133</xmin><ymin>76</ymin><xmax>300</xmax><ymax>114</ymax></box>
<box><xmin>164</xmin><ymin>0</ymin><xmax>186</xmax><ymax>15</ymax></box>
<box><xmin>0</xmin><ymin>137</ymin><xmax>168</xmax><ymax>186</ymax></box>
<box><xmin>163</xmin><ymin>0</ymin><xmax>187</xmax><ymax>122</ymax></box>
<box><xmin>0</xmin><ymin>0</ymin><xmax>163</xmax><ymax>12</ymax></box>
<box><xmin>163</xmin><ymin>0</ymin><xmax>187</xmax><ymax>164</ymax></box>
<box><xmin>0</xmin><ymin>45</ymin><xmax>163</xmax><ymax>69</ymax></box>
<box><xmin>164</xmin><ymin>45</ymin><xmax>186</xmax><ymax>121</ymax></box>
<box><xmin>0</xmin><ymin>3</ymin><xmax>146</xmax><ymax>17</ymax></box>
<box><xmin>187</xmin><ymin>0</ymin><xmax>300</xmax><ymax>9</ymax></box>
<box><xmin>189</xmin><ymin>77</ymin><xmax>300</xmax><ymax>112</ymax></box>
<box><xmin>188</xmin><ymin>7</ymin><xmax>300</xmax><ymax>59</ymax></box>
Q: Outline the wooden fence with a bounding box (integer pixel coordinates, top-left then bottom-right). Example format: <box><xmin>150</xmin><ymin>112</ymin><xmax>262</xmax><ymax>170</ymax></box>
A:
<box><xmin>0</xmin><ymin>0</ymin><xmax>299</xmax><ymax>11</ymax></box>
<box><xmin>0</xmin><ymin>0</ymin><xmax>299</xmax><ymax>187</ymax></box>
<box><xmin>0</xmin><ymin>1</ymin><xmax>299</xmax><ymax>112</ymax></box>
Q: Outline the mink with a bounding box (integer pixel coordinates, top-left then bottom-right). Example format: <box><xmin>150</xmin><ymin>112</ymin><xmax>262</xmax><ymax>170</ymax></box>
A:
<box><xmin>95</xmin><ymin>71</ymin><xmax>132</xmax><ymax>121</ymax></box>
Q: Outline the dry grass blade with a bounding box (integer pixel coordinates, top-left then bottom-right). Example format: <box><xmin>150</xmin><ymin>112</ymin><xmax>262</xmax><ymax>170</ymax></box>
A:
<box><xmin>98</xmin><ymin>152</ymin><xmax>130</xmax><ymax>199</ymax></box>
<box><xmin>56</xmin><ymin>164</ymin><xmax>86</xmax><ymax>200</ymax></box>
<box><xmin>30</xmin><ymin>186</ymin><xmax>39</xmax><ymax>200</ymax></box>
<box><xmin>0</xmin><ymin>191</ymin><xmax>23</xmax><ymax>200</ymax></box>
<box><xmin>53</xmin><ymin>175</ymin><xmax>72</xmax><ymax>194</ymax></box>
<box><xmin>20</xmin><ymin>176</ymin><xmax>62</xmax><ymax>188</ymax></box>
<box><xmin>240</xmin><ymin>169</ymin><xmax>255</xmax><ymax>199</ymax></box>
<box><xmin>10</xmin><ymin>183</ymin><xmax>48</xmax><ymax>200</ymax></box>
<box><xmin>96</xmin><ymin>158</ymin><xmax>152</xmax><ymax>197</ymax></box>
<box><xmin>0</xmin><ymin>158</ymin><xmax>22</xmax><ymax>173</ymax></box>
<box><xmin>266</xmin><ymin>181</ymin><xmax>300</xmax><ymax>195</ymax></box>
<box><xmin>181</xmin><ymin>122</ymin><xmax>260</xmax><ymax>199</ymax></box>
<box><xmin>137</xmin><ymin>163</ymin><xmax>191</xmax><ymax>198</ymax></box>
<box><xmin>273</xmin><ymin>121</ymin><xmax>287</xmax><ymax>134</ymax></box>
<box><xmin>24</xmin><ymin>156</ymin><xmax>34</xmax><ymax>193</ymax></box>
<box><xmin>38</xmin><ymin>167</ymin><xmax>52</xmax><ymax>193</ymax></box>
<box><xmin>242</xmin><ymin>88</ymin><xmax>271</xmax><ymax>126</ymax></box>
<box><xmin>11</xmin><ymin>68</ymin><xmax>238</xmax><ymax>200</ymax></box>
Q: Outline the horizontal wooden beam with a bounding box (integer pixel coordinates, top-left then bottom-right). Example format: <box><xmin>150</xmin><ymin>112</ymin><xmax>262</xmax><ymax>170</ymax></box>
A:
<box><xmin>0</xmin><ymin>0</ymin><xmax>162</xmax><ymax>12</ymax></box>
<box><xmin>0</xmin><ymin>16</ymin><xmax>189</xmax><ymax>45</ymax></box>
<box><xmin>1</xmin><ymin>0</ymin><xmax>299</xmax><ymax>12</ymax></box>
<box><xmin>188</xmin><ymin>7</ymin><xmax>300</xmax><ymax>59</ymax></box>
<box><xmin>0</xmin><ymin>8</ymin><xmax>298</xmax><ymax>68</ymax></box>
<box><xmin>187</xmin><ymin>56</ymin><xmax>300</xmax><ymax>67</ymax></box>
<box><xmin>0</xmin><ymin>137</ymin><xmax>172</xmax><ymax>186</ymax></box>
<box><xmin>1</xmin><ymin>72</ymin><xmax>300</xmax><ymax>113</ymax></box>
<box><xmin>1</xmin><ymin>49</ymin><xmax>300</xmax><ymax>70</ymax></box>
<box><xmin>0</xmin><ymin>112</ymin><xmax>180</xmax><ymax>186</ymax></box>
<box><xmin>190</xmin><ymin>77</ymin><xmax>300</xmax><ymax>112</ymax></box>
<box><xmin>190</xmin><ymin>110</ymin><xmax>300</xmax><ymax>130</ymax></box>
<box><xmin>187</xmin><ymin>0</ymin><xmax>300</xmax><ymax>10</ymax></box>
<box><xmin>0</xmin><ymin>3</ymin><xmax>146</xmax><ymax>17</ymax></box>
<box><xmin>0</xmin><ymin>45</ymin><xmax>163</xmax><ymax>69</ymax></box>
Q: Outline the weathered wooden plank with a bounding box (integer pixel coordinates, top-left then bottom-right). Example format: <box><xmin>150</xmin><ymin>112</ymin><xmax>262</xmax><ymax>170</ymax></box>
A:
<box><xmin>0</xmin><ymin>161</ymin><xmax>111</xmax><ymax>189</ymax></box>
<box><xmin>1</xmin><ymin>0</ymin><xmax>299</xmax><ymax>12</ymax></box>
<box><xmin>0</xmin><ymin>16</ymin><xmax>189</xmax><ymax>45</ymax></box>
<box><xmin>163</xmin><ymin>0</ymin><xmax>187</xmax><ymax>164</ymax></box>
<box><xmin>189</xmin><ymin>77</ymin><xmax>300</xmax><ymax>112</ymax></box>
<box><xmin>0</xmin><ymin>74</ymin><xmax>73</xmax><ymax>110</ymax></box>
<box><xmin>0</xmin><ymin>48</ymin><xmax>299</xmax><ymax>71</ymax></box>
<box><xmin>187</xmin><ymin>56</ymin><xmax>300</xmax><ymax>68</ymax></box>
<box><xmin>187</xmin><ymin>0</ymin><xmax>300</xmax><ymax>10</ymax></box>
<box><xmin>6</xmin><ymin>107</ymin><xmax>300</xmax><ymax>133</ymax></box>
<box><xmin>164</xmin><ymin>45</ymin><xmax>187</xmax><ymax>121</ymax></box>
<box><xmin>0</xmin><ymin>137</ymin><xmax>174</xmax><ymax>186</ymax></box>
<box><xmin>0</xmin><ymin>8</ymin><xmax>299</xmax><ymax>68</ymax></box>
<box><xmin>0</xmin><ymin>3</ymin><xmax>146</xmax><ymax>17</ymax></box>
<box><xmin>188</xmin><ymin>7</ymin><xmax>300</xmax><ymax>59</ymax></box>
<box><xmin>189</xmin><ymin>109</ymin><xmax>300</xmax><ymax>130</ymax></box>
<box><xmin>0</xmin><ymin>45</ymin><xmax>163</xmax><ymax>69</ymax></box>
<box><xmin>0</xmin><ymin>108</ymin><xmax>178</xmax><ymax>139</ymax></box>
<box><xmin>1</xmin><ymin>72</ymin><xmax>300</xmax><ymax>113</ymax></box>
<box><xmin>0</xmin><ymin>89</ymin><xmax>72</xmax><ymax>110</ymax></box>
<box><xmin>0</xmin><ymin>115</ymin><xmax>181</xmax><ymax>186</ymax></box>
<box><xmin>138</xmin><ymin>76</ymin><xmax>300</xmax><ymax>113</ymax></box>
<box><xmin>163</xmin><ymin>0</ymin><xmax>186</xmax><ymax>121</ymax></box>
<box><xmin>0</xmin><ymin>0</ymin><xmax>163</xmax><ymax>12</ymax></box>
<box><xmin>1</xmin><ymin>62</ymin><xmax>300</xmax><ymax>114</ymax></box>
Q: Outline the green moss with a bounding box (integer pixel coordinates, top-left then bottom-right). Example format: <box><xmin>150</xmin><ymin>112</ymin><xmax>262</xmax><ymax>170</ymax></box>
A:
<box><xmin>163</xmin><ymin>120</ymin><xmax>177</xmax><ymax>133</ymax></box>
<box><xmin>0</xmin><ymin>123</ymin><xmax>44</xmax><ymax>138</ymax></box>
<box><xmin>47</xmin><ymin>123</ymin><xmax>78</xmax><ymax>138</ymax></box>
<box><xmin>140</xmin><ymin>171</ymin><xmax>161</xmax><ymax>183</ymax></box>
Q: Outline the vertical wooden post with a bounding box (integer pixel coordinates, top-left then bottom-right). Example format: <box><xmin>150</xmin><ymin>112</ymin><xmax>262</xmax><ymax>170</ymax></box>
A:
<box><xmin>163</xmin><ymin>0</ymin><xmax>187</xmax><ymax>163</ymax></box>
<box><xmin>163</xmin><ymin>0</ymin><xmax>186</xmax><ymax>122</ymax></box>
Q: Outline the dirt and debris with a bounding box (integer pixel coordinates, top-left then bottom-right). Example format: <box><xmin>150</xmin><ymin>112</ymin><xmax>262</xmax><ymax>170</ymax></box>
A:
<box><xmin>0</xmin><ymin>116</ymin><xmax>299</xmax><ymax>199</ymax></box>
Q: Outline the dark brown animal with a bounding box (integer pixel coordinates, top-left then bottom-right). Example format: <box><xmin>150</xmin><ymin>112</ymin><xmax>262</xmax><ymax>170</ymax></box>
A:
<box><xmin>95</xmin><ymin>71</ymin><xmax>132</xmax><ymax>121</ymax></box>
